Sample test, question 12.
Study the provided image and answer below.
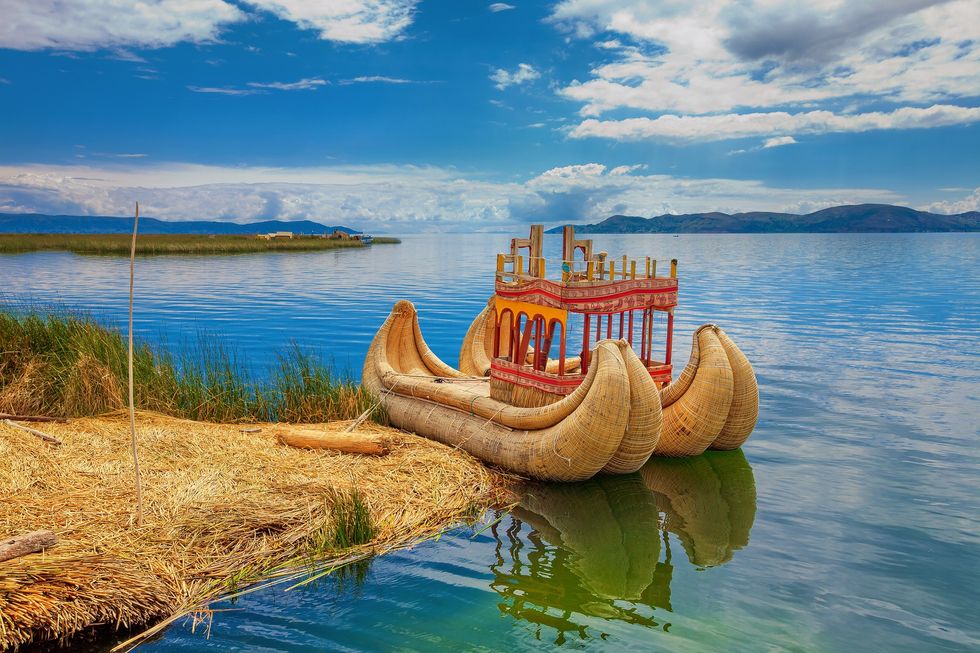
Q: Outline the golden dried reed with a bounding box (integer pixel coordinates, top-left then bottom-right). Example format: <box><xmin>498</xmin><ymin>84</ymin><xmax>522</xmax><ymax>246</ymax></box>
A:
<box><xmin>0</xmin><ymin>411</ymin><xmax>505</xmax><ymax>650</ymax></box>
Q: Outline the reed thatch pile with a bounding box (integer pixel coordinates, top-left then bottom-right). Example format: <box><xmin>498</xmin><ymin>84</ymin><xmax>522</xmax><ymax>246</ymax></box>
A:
<box><xmin>0</xmin><ymin>411</ymin><xmax>504</xmax><ymax>651</ymax></box>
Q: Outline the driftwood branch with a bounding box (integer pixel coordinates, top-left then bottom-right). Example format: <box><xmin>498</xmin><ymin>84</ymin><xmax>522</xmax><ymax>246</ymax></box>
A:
<box><xmin>2</xmin><ymin>419</ymin><xmax>63</xmax><ymax>445</ymax></box>
<box><xmin>0</xmin><ymin>530</ymin><xmax>58</xmax><ymax>563</ymax></box>
<box><xmin>0</xmin><ymin>413</ymin><xmax>68</xmax><ymax>423</ymax></box>
<box><xmin>275</xmin><ymin>427</ymin><xmax>388</xmax><ymax>455</ymax></box>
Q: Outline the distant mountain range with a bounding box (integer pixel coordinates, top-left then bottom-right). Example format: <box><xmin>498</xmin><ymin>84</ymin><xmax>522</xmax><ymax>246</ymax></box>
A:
<box><xmin>0</xmin><ymin>213</ymin><xmax>359</xmax><ymax>235</ymax></box>
<box><xmin>546</xmin><ymin>204</ymin><xmax>980</xmax><ymax>234</ymax></box>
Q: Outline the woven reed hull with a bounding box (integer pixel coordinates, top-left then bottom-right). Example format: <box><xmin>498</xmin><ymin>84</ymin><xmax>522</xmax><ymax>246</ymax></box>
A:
<box><xmin>459</xmin><ymin>300</ymin><xmax>495</xmax><ymax>376</ymax></box>
<box><xmin>711</xmin><ymin>329</ymin><xmax>759</xmax><ymax>450</ymax></box>
<box><xmin>602</xmin><ymin>340</ymin><xmax>662</xmax><ymax>474</ymax></box>
<box><xmin>656</xmin><ymin>324</ymin><xmax>758</xmax><ymax>456</ymax></box>
<box><xmin>363</xmin><ymin>301</ymin><xmax>662</xmax><ymax>481</ymax></box>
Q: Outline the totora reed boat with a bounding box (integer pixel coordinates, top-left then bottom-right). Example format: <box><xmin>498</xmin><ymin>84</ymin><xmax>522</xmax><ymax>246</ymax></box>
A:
<box><xmin>362</xmin><ymin>225</ymin><xmax>759</xmax><ymax>481</ymax></box>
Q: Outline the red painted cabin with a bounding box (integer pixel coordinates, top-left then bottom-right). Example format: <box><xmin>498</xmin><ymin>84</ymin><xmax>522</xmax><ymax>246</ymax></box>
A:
<box><xmin>489</xmin><ymin>225</ymin><xmax>678</xmax><ymax>401</ymax></box>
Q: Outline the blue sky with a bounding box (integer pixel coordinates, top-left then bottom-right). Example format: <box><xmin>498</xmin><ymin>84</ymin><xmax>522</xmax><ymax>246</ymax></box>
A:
<box><xmin>0</xmin><ymin>0</ymin><xmax>978</xmax><ymax>231</ymax></box>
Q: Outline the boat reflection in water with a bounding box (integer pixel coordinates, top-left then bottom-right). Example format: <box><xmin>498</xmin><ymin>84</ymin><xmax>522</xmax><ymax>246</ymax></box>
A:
<box><xmin>489</xmin><ymin>450</ymin><xmax>756</xmax><ymax>644</ymax></box>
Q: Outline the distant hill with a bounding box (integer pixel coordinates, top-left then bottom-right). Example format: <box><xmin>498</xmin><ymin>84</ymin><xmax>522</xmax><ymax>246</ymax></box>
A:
<box><xmin>0</xmin><ymin>213</ymin><xmax>359</xmax><ymax>235</ymax></box>
<box><xmin>545</xmin><ymin>204</ymin><xmax>980</xmax><ymax>234</ymax></box>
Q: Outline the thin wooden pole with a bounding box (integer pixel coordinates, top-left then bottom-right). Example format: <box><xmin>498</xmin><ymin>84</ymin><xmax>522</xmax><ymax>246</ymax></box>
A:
<box><xmin>0</xmin><ymin>413</ymin><xmax>68</xmax><ymax>423</ymax></box>
<box><xmin>129</xmin><ymin>201</ymin><xmax>143</xmax><ymax>527</ymax></box>
<box><xmin>581</xmin><ymin>313</ymin><xmax>590</xmax><ymax>373</ymax></box>
<box><xmin>3</xmin><ymin>419</ymin><xmax>62</xmax><ymax>445</ymax></box>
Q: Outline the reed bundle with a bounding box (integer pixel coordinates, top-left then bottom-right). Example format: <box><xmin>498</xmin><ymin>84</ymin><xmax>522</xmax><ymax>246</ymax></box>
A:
<box><xmin>0</xmin><ymin>411</ymin><xmax>504</xmax><ymax>650</ymax></box>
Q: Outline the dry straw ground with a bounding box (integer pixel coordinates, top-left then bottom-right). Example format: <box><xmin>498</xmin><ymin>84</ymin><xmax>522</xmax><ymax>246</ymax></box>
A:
<box><xmin>0</xmin><ymin>411</ymin><xmax>506</xmax><ymax>651</ymax></box>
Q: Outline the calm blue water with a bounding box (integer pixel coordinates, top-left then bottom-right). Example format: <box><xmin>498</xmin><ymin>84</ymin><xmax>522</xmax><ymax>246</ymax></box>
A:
<box><xmin>2</xmin><ymin>233</ymin><xmax>979</xmax><ymax>651</ymax></box>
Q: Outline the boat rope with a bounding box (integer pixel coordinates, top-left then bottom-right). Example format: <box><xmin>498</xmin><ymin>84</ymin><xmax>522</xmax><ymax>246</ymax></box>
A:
<box><xmin>551</xmin><ymin>434</ymin><xmax>572</xmax><ymax>468</ymax></box>
<box><xmin>386</xmin><ymin>372</ymin><xmax>486</xmax><ymax>383</ymax></box>
<box><xmin>450</xmin><ymin>403</ymin><xmax>506</xmax><ymax>454</ymax></box>
<box><xmin>353</xmin><ymin>378</ymin><xmax>400</xmax><ymax>425</ymax></box>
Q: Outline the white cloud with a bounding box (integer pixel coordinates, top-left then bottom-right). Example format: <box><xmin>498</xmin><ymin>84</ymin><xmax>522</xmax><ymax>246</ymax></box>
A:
<box><xmin>489</xmin><ymin>3</ymin><xmax>516</xmax><ymax>12</ymax></box>
<box><xmin>187</xmin><ymin>77</ymin><xmax>327</xmax><ymax>95</ymax></box>
<box><xmin>247</xmin><ymin>77</ymin><xmax>327</xmax><ymax>91</ymax></box>
<box><xmin>570</xmin><ymin>105</ymin><xmax>980</xmax><ymax>142</ymax></box>
<box><xmin>490</xmin><ymin>63</ymin><xmax>540</xmax><ymax>90</ymax></box>
<box><xmin>762</xmin><ymin>136</ymin><xmax>798</xmax><ymax>149</ymax></box>
<box><xmin>0</xmin><ymin>0</ymin><xmax>418</xmax><ymax>51</ymax></box>
<box><xmin>0</xmin><ymin>0</ymin><xmax>243</xmax><ymax>51</ymax></box>
<box><xmin>550</xmin><ymin>1</ymin><xmax>980</xmax><ymax>142</ymax></box>
<box><xmin>538</xmin><ymin>163</ymin><xmax>607</xmax><ymax>179</ymax></box>
<box><xmin>243</xmin><ymin>1</ymin><xmax>418</xmax><ymax>44</ymax></box>
<box><xmin>340</xmin><ymin>75</ymin><xmax>423</xmax><ymax>84</ymax></box>
<box><xmin>187</xmin><ymin>85</ymin><xmax>262</xmax><ymax>96</ymax></box>
<box><xmin>0</xmin><ymin>161</ymin><xmax>911</xmax><ymax>232</ymax></box>
<box><xmin>609</xmin><ymin>164</ymin><xmax>645</xmax><ymax>175</ymax></box>
<box><xmin>925</xmin><ymin>187</ymin><xmax>980</xmax><ymax>214</ymax></box>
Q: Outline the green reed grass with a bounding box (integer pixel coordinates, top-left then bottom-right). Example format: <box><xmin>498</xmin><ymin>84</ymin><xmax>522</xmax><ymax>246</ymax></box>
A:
<box><xmin>329</xmin><ymin>489</ymin><xmax>375</xmax><ymax>549</ymax></box>
<box><xmin>0</xmin><ymin>233</ymin><xmax>399</xmax><ymax>256</ymax></box>
<box><xmin>0</xmin><ymin>307</ymin><xmax>378</xmax><ymax>422</ymax></box>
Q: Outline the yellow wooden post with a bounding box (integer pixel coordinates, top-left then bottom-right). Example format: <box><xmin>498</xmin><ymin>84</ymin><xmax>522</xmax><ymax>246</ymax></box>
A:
<box><xmin>645</xmin><ymin>256</ymin><xmax>651</xmax><ymax>278</ymax></box>
<box><xmin>517</xmin><ymin>255</ymin><xmax>523</xmax><ymax>278</ymax></box>
<box><xmin>496</xmin><ymin>253</ymin><xmax>505</xmax><ymax>277</ymax></box>
<box><xmin>651</xmin><ymin>259</ymin><xmax>657</xmax><ymax>278</ymax></box>
<box><xmin>610</xmin><ymin>260</ymin><xmax>616</xmax><ymax>280</ymax></box>
<box><xmin>670</xmin><ymin>259</ymin><xmax>678</xmax><ymax>278</ymax></box>
<box><xmin>598</xmin><ymin>259</ymin><xmax>605</xmax><ymax>280</ymax></box>
<box><xmin>587</xmin><ymin>260</ymin><xmax>594</xmax><ymax>281</ymax></box>
<box><xmin>539</xmin><ymin>258</ymin><xmax>546</xmax><ymax>278</ymax></box>
<box><xmin>630</xmin><ymin>260</ymin><xmax>636</xmax><ymax>279</ymax></box>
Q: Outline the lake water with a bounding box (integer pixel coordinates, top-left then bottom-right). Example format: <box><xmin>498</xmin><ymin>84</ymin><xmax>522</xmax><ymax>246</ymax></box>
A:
<box><xmin>2</xmin><ymin>233</ymin><xmax>979</xmax><ymax>652</ymax></box>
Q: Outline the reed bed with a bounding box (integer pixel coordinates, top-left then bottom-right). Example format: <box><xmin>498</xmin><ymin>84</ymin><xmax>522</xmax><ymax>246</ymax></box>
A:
<box><xmin>0</xmin><ymin>234</ymin><xmax>399</xmax><ymax>256</ymax></box>
<box><xmin>0</xmin><ymin>411</ymin><xmax>506</xmax><ymax>650</ymax></box>
<box><xmin>0</xmin><ymin>309</ymin><xmax>376</xmax><ymax>423</ymax></box>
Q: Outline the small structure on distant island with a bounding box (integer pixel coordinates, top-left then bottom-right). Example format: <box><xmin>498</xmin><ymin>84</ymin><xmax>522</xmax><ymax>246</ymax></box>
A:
<box><xmin>311</xmin><ymin>230</ymin><xmax>373</xmax><ymax>244</ymax></box>
<box><xmin>258</xmin><ymin>231</ymin><xmax>294</xmax><ymax>240</ymax></box>
<box><xmin>362</xmin><ymin>225</ymin><xmax>759</xmax><ymax>481</ymax></box>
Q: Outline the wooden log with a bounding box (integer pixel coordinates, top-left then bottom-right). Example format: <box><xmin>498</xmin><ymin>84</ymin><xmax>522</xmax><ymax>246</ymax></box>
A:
<box><xmin>2</xmin><ymin>419</ymin><xmax>63</xmax><ymax>445</ymax></box>
<box><xmin>0</xmin><ymin>530</ymin><xmax>58</xmax><ymax>563</ymax></box>
<box><xmin>0</xmin><ymin>413</ymin><xmax>68</xmax><ymax>423</ymax></box>
<box><xmin>275</xmin><ymin>428</ymin><xmax>388</xmax><ymax>456</ymax></box>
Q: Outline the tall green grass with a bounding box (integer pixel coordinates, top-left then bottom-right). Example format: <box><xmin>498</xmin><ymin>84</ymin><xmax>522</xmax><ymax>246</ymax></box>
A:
<box><xmin>0</xmin><ymin>307</ymin><xmax>381</xmax><ymax>422</ymax></box>
<box><xmin>0</xmin><ymin>234</ymin><xmax>399</xmax><ymax>256</ymax></box>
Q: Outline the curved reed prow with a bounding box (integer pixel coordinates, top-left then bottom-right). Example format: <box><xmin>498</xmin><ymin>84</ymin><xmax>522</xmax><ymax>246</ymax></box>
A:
<box><xmin>656</xmin><ymin>324</ymin><xmax>758</xmax><ymax>456</ymax></box>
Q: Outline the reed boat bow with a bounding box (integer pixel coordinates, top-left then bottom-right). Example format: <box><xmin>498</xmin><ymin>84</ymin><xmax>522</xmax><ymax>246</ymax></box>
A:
<box><xmin>363</xmin><ymin>300</ymin><xmax>663</xmax><ymax>481</ymax></box>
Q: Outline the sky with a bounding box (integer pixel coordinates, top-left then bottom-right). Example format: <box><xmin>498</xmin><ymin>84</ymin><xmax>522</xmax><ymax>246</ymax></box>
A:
<box><xmin>0</xmin><ymin>0</ymin><xmax>978</xmax><ymax>232</ymax></box>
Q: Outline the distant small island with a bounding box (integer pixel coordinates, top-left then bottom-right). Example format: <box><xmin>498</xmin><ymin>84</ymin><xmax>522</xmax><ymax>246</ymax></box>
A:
<box><xmin>547</xmin><ymin>204</ymin><xmax>980</xmax><ymax>234</ymax></box>
<box><xmin>0</xmin><ymin>213</ymin><xmax>399</xmax><ymax>255</ymax></box>
<box><xmin>0</xmin><ymin>233</ymin><xmax>400</xmax><ymax>256</ymax></box>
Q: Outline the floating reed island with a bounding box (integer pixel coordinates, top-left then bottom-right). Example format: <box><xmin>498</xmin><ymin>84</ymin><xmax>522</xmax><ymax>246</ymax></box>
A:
<box><xmin>0</xmin><ymin>310</ymin><xmax>506</xmax><ymax>651</ymax></box>
<box><xmin>363</xmin><ymin>225</ymin><xmax>759</xmax><ymax>481</ymax></box>
<box><xmin>0</xmin><ymin>413</ymin><xmax>503</xmax><ymax>651</ymax></box>
<box><xmin>0</xmin><ymin>233</ymin><xmax>399</xmax><ymax>256</ymax></box>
